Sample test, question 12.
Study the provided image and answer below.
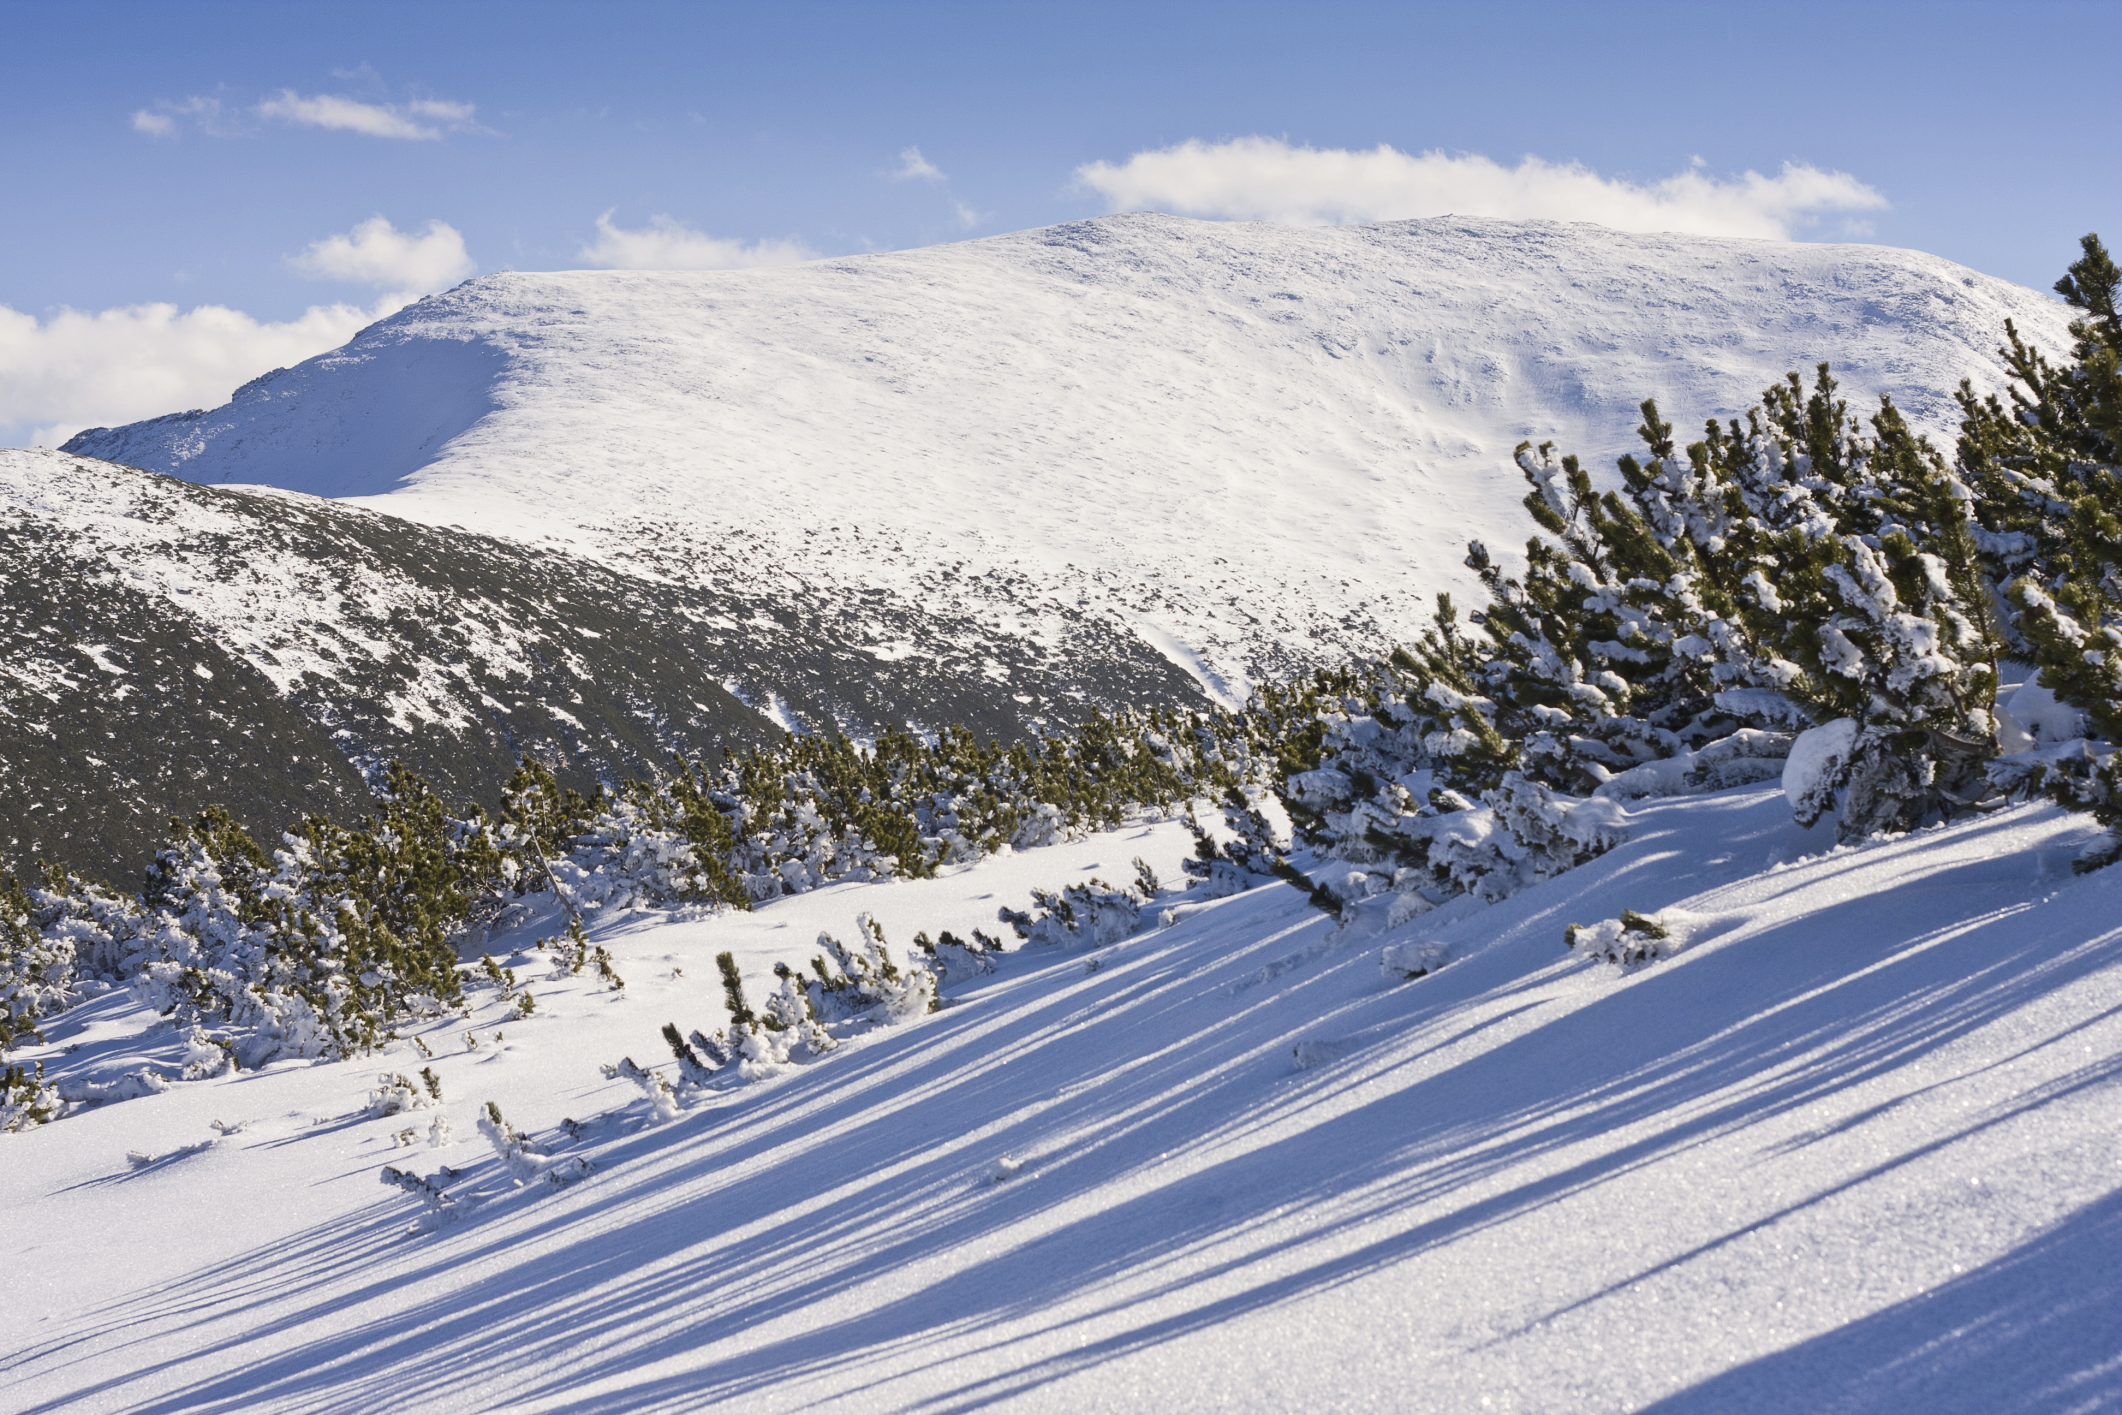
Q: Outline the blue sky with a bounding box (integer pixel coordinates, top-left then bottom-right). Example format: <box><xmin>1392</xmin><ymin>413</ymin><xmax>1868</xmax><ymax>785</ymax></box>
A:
<box><xmin>3</xmin><ymin>0</ymin><xmax>2116</xmax><ymax>444</ymax></box>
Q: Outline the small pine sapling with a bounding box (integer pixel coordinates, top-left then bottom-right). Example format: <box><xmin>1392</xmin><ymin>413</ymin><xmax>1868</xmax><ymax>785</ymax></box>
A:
<box><xmin>559</xmin><ymin>921</ymin><xmax>592</xmax><ymax>977</ymax></box>
<box><xmin>812</xmin><ymin>921</ymin><xmax>936</xmax><ymax>1021</ymax></box>
<box><xmin>0</xmin><ymin>1060</ymin><xmax>60</xmax><ymax>1131</ymax></box>
<box><xmin>1179</xmin><ymin>815</ymin><xmax>1221</xmax><ymax>885</ymax></box>
<box><xmin>367</xmin><ymin>1072</ymin><xmax>437</xmax><ymax>1118</ymax></box>
<box><xmin>691</xmin><ymin>1026</ymin><xmax>740</xmax><ymax>1068</ymax></box>
<box><xmin>762</xmin><ymin>962</ymin><xmax>835</xmax><ymax>1054</ymax></box>
<box><xmin>926</xmin><ymin>928</ymin><xmax>998</xmax><ymax>981</ymax></box>
<box><xmin>661</xmin><ymin>1021</ymin><xmax>719</xmax><ymax>1085</ymax></box>
<box><xmin>380</xmin><ymin>1164</ymin><xmax>455</xmax><ymax>1210</ymax></box>
<box><xmin>1565</xmin><ymin>909</ymin><xmax>1672</xmax><ymax>969</ymax></box>
<box><xmin>478</xmin><ymin>1100</ymin><xmax>544</xmax><ymax>1183</ymax></box>
<box><xmin>1132</xmin><ymin>857</ymin><xmax>1162</xmax><ymax>899</ymax></box>
<box><xmin>601</xmin><ymin>1057</ymin><xmax>680</xmax><ymax>1123</ymax></box>
<box><xmin>716</xmin><ymin>951</ymin><xmax>755</xmax><ymax>1028</ymax></box>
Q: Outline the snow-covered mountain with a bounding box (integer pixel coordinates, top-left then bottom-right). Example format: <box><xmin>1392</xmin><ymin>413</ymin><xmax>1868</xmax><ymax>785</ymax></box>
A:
<box><xmin>15</xmin><ymin>214</ymin><xmax>2075</xmax><ymax>880</ymax></box>
<box><xmin>67</xmin><ymin>213</ymin><xmax>2074</xmax><ymax>699</ymax></box>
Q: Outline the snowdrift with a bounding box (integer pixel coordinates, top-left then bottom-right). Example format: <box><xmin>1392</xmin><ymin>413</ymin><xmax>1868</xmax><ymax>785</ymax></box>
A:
<box><xmin>4</xmin><ymin>787</ymin><xmax>2116</xmax><ymax>1412</ymax></box>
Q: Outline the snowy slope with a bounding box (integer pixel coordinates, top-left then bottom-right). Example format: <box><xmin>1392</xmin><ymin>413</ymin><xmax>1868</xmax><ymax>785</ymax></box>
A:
<box><xmin>0</xmin><ymin>446</ymin><xmax>1206</xmax><ymax>882</ymax></box>
<box><xmin>65</xmin><ymin>215</ymin><xmax>2076</xmax><ymax>698</ymax></box>
<box><xmin>5</xmin><ymin>788</ymin><xmax>2116</xmax><ymax>1412</ymax></box>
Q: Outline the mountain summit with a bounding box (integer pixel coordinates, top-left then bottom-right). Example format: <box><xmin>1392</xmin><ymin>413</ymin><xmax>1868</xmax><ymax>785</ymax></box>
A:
<box><xmin>66</xmin><ymin>214</ymin><xmax>2074</xmax><ymax>698</ymax></box>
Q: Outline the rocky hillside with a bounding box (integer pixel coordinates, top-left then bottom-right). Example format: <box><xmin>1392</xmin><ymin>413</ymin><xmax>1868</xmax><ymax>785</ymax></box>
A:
<box><xmin>1</xmin><ymin>450</ymin><xmax>1204</xmax><ymax>884</ymax></box>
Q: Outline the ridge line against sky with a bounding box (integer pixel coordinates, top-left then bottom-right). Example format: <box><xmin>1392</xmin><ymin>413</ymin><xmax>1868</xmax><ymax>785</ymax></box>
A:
<box><xmin>0</xmin><ymin>144</ymin><xmax>1898</xmax><ymax>450</ymax></box>
<box><xmin>2</xmin><ymin>0</ymin><xmax>2114</xmax><ymax>447</ymax></box>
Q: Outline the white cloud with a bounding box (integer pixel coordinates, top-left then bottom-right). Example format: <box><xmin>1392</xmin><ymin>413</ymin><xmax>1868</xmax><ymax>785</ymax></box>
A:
<box><xmin>292</xmin><ymin>216</ymin><xmax>475</xmax><ymax>293</ymax></box>
<box><xmin>129</xmin><ymin>95</ymin><xmax>234</xmax><ymax>139</ymax></box>
<box><xmin>1</xmin><ymin>295</ymin><xmax>407</xmax><ymax>448</ymax></box>
<box><xmin>1074</xmin><ymin>137</ymin><xmax>1888</xmax><ymax>240</ymax></box>
<box><xmin>256</xmin><ymin>89</ymin><xmax>481</xmax><ymax>141</ymax></box>
<box><xmin>887</xmin><ymin>146</ymin><xmax>983</xmax><ymax>228</ymax></box>
<box><xmin>406</xmin><ymin>99</ymin><xmax>477</xmax><ymax>124</ymax></box>
<box><xmin>579</xmin><ymin>212</ymin><xmax>817</xmax><ymax>270</ymax></box>
<box><xmin>893</xmin><ymin>145</ymin><xmax>944</xmax><ymax>181</ymax></box>
<box><xmin>1</xmin><ymin>215</ymin><xmax>471</xmax><ymax>446</ymax></box>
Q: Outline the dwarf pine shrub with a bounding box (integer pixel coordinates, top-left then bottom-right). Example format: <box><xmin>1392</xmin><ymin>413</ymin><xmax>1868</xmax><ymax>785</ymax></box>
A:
<box><xmin>1</xmin><ymin>872</ymin><xmax>76</xmax><ymax>1050</ymax></box>
<box><xmin>1961</xmin><ymin>236</ymin><xmax>2122</xmax><ymax>867</ymax></box>
<box><xmin>1</xmin><ymin>1060</ymin><xmax>60</xmax><ymax>1131</ymax></box>
<box><xmin>1565</xmin><ymin>910</ymin><xmax>1672</xmax><ymax>969</ymax></box>
<box><xmin>1280</xmin><ymin>237</ymin><xmax>2117</xmax><ymax>903</ymax></box>
<box><xmin>1002</xmin><ymin>879</ymin><xmax>1148</xmax><ymax>947</ymax></box>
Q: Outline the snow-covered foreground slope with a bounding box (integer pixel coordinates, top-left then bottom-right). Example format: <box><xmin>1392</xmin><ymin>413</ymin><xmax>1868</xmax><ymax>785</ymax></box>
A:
<box><xmin>6</xmin><ymin>790</ymin><xmax>2117</xmax><ymax>1413</ymax></box>
<box><xmin>65</xmin><ymin>215</ymin><xmax>2075</xmax><ymax>695</ymax></box>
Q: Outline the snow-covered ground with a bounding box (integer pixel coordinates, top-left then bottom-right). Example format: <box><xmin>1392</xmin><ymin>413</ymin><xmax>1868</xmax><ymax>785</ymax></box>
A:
<box><xmin>65</xmin><ymin>214</ymin><xmax>2076</xmax><ymax>697</ymax></box>
<box><xmin>7</xmin><ymin>788</ymin><xmax>2117</xmax><ymax>1412</ymax></box>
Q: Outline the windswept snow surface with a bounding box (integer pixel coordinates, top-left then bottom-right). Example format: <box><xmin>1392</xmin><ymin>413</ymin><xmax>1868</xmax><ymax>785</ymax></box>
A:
<box><xmin>65</xmin><ymin>214</ymin><xmax>2076</xmax><ymax>696</ymax></box>
<box><xmin>5</xmin><ymin>790</ymin><xmax>2118</xmax><ymax>1413</ymax></box>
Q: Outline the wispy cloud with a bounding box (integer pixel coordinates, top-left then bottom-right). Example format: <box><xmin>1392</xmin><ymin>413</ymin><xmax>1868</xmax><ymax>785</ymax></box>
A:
<box><xmin>130</xmin><ymin>87</ymin><xmax>485</xmax><ymax>142</ymax></box>
<box><xmin>128</xmin><ymin>94</ymin><xmax>235</xmax><ymax>139</ymax></box>
<box><xmin>1075</xmin><ymin>137</ymin><xmax>1888</xmax><ymax>240</ymax></box>
<box><xmin>579</xmin><ymin>213</ymin><xmax>816</xmax><ymax>270</ymax></box>
<box><xmin>886</xmin><ymin>145</ymin><xmax>986</xmax><ymax>231</ymax></box>
<box><xmin>256</xmin><ymin>89</ymin><xmax>485</xmax><ymax>140</ymax></box>
<box><xmin>1</xmin><ymin>295</ymin><xmax>407</xmax><ymax>449</ymax></box>
<box><xmin>292</xmin><ymin>216</ymin><xmax>475</xmax><ymax>293</ymax></box>
<box><xmin>892</xmin><ymin>145</ymin><xmax>944</xmax><ymax>182</ymax></box>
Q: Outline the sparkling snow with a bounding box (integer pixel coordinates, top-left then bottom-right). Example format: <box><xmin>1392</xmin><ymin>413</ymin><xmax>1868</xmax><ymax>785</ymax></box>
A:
<box><xmin>5</xmin><ymin>790</ymin><xmax>2116</xmax><ymax>1412</ymax></box>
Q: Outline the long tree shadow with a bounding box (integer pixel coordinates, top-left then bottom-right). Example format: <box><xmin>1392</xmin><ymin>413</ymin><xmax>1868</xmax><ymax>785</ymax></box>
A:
<box><xmin>17</xmin><ymin>800</ymin><xmax>2120</xmax><ymax>1413</ymax></box>
<box><xmin>1638</xmin><ymin>1187</ymin><xmax>2122</xmax><ymax>1415</ymax></box>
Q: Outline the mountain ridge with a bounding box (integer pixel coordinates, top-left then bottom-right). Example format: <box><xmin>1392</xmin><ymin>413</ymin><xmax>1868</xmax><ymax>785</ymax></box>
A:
<box><xmin>20</xmin><ymin>214</ymin><xmax>2078</xmax><ymax>882</ymax></box>
<box><xmin>64</xmin><ymin>213</ymin><xmax>2077</xmax><ymax>698</ymax></box>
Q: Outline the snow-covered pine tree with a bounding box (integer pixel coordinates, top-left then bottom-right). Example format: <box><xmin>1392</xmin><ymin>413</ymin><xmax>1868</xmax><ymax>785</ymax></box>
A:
<box><xmin>650</xmin><ymin>759</ymin><xmax>754</xmax><ymax>907</ymax></box>
<box><xmin>1961</xmin><ymin>234</ymin><xmax>2122</xmax><ymax>866</ymax></box>
<box><xmin>477</xmin><ymin>1100</ymin><xmax>547</xmax><ymax>1183</ymax></box>
<box><xmin>1592</xmin><ymin>371</ymin><xmax>2002</xmax><ymax>838</ymax></box>
<box><xmin>0</xmin><ymin>872</ymin><xmax>76</xmax><ymax>1049</ymax></box>
<box><xmin>1001</xmin><ymin>877</ymin><xmax>1148</xmax><ymax>946</ymax></box>
<box><xmin>808</xmin><ymin>916</ymin><xmax>935</xmax><ymax>1023</ymax></box>
<box><xmin>125</xmin><ymin>806</ymin><xmax>347</xmax><ymax>1065</ymax></box>
<box><xmin>1</xmin><ymin>1059</ymin><xmax>61</xmax><ymax>1131</ymax></box>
